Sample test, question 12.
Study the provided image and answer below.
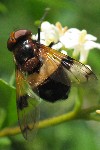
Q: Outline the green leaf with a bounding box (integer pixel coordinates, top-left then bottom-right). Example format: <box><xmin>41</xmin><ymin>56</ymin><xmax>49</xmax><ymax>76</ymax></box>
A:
<box><xmin>0</xmin><ymin>79</ymin><xmax>17</xmax><ymax>127</ymax></box>
<box><xmin>0</xmin><ymin>137</ymin><xmax>11</xmax><ymax>150</ymax></box>
<box><xmin>0</xmin><ymin>108</ymin><xmax>6</xmax><ymax>128</ymax></box>
<box><xmin>0</xmin><ymin>2</ymin><xmax>7</xmax><ymax>14</ymax></box>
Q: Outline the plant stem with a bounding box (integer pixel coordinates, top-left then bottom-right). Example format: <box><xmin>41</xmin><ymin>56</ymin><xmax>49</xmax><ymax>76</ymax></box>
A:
<box><xmin>0</xmin><ymin>105</ymin><xmax>100</xmax><ymax>138</ymax></box>
<box><xmin>0</xmin><ymin>110</ymin><xmax>76</xmax><ymax>137</ymax></box>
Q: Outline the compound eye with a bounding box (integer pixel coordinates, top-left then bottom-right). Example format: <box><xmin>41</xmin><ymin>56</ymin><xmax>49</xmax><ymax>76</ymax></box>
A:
<box><xmin>7</xmin><ymin>30</ymin><xmax>32</xmax><ymax>51</ymax></box>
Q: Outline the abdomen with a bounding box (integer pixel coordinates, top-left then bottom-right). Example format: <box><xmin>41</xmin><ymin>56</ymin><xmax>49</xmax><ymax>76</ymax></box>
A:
<box><xmin>34</xmin><ymin>66</ymin><xmax>71</xmax><ymax>103</ymax></box>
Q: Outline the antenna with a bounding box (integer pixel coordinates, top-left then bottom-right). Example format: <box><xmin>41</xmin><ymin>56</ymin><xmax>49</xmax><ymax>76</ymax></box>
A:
<box><xmin>38</xmin><ymin>8</ymin><xmax>50</xmax><ymax>43</ymax></box>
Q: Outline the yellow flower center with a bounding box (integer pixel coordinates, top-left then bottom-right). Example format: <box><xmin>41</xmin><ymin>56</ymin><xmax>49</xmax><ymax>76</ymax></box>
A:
<box><xmin>79</xmin><ymin>30</ymin><xmax>87</xmax><ymax>44</ymax></box>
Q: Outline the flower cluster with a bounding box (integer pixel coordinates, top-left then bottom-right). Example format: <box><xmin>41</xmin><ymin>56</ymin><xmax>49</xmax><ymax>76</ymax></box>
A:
<box><xmin>32</xmin><ymin>21</ymin><xmax>100</xmax><ymax>63</ymax></box>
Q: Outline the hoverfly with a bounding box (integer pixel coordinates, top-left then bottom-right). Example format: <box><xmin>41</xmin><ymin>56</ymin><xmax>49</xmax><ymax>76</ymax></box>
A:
<box><xmin>7</xmin><ymin>28</ymin><xmax>97</xmax><ymax>140</ymax></box>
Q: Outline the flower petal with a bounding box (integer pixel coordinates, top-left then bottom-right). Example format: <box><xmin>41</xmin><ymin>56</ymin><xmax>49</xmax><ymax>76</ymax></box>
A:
<box><xmin>84</xmin><ymin>41</ymin><xmax>100</xmax><ymax>50</ymax></box>
<box><xmin>60</xmin><ymin>28</ymin><xmax>81</xmax><ymax>48</ymax></box>
<box><xmin>52</xmin><ymin>42</ymin><xmax>63</xmax><ymax>50</ymax></box>
<box><xmin>85</xmin><ymin>34</ymin><xmax>97</xmax><ymax>41</ymax></box>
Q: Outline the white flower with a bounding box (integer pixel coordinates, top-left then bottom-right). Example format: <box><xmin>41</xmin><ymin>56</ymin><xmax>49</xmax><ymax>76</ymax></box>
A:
<box><xmin>40</xmin><ymin>21</ymin><xmax>59</xmax><ymax>45</ymax></box>
<box><xmin>32</xmin><ymin>21</ymin><xmax>67</xmax><ymax>49</ymax></box>
<box><xmin>60</xmin><ymin>28</ymin><xmax>81</xmax><ymax>49</ymax></box>
<box><xmin>32</xmin><ymin>21</ymin><xmax>100</xmax><ymax>63</ymax></box>
<box><xmin>60</xmin><ymin>29</ymin><xmax>100</xmax><ymax>63</ymax></box>
<box><xmin>32</xmin><ymin>21</ymin><xmax>59</xmax><ymax>46</ymax></box>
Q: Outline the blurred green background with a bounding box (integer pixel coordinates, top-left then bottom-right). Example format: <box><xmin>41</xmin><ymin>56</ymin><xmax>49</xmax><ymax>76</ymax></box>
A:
<box><xmin>0</xmin><ymin>0</ymin><xmax>100</xmax><ymax>150</ymax></box>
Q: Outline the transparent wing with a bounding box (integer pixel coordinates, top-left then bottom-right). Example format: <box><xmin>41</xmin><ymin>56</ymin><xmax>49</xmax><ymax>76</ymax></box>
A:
<box><xmin>44</xmin><ymin>46</ymin><xmax>97</xmax><ymax>83</ymax></box>
<box><xmin>16</xmin><ymin>65</ymin><xmax>41</xmax><ymax>140</ymax></box>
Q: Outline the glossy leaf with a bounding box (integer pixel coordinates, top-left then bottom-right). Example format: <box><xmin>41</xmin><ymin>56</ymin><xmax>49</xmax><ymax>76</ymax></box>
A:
<box><xmin>0</xmin><ymin>79</ymin><xmax>17</xmax><ymax>126</ymax></box>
